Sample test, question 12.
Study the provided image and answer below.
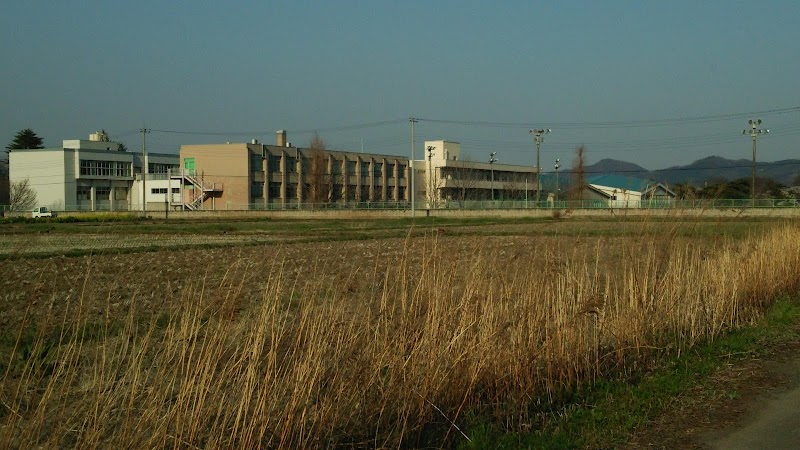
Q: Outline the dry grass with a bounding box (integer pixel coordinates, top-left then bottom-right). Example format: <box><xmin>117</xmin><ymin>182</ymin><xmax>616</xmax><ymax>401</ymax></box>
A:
<box><xmin>2</xmin><ymin>222</ymin><xmax>800</xmax><ymax>448</ymax></box>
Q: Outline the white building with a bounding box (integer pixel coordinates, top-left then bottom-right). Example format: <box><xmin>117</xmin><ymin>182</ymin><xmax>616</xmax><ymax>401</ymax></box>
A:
<box><xmin>9</xmin><ymin>133</ymin><xmax>178</xmax><ymax>211</ymax></box>
<box><xmin>420</xmin><ymin>140</ymin><xmax>540</xmax><ymax>208</ymax></box>
<box><xmin>584</xmin><ymin>175</ymin><xmax>675</xmax><ymax>208</ymax></box>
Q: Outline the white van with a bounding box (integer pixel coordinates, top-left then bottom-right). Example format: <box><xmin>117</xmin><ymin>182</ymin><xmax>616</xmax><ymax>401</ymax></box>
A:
<box><xmin>32</xmin><ymin>206</ymin><xmax>54</xmax><ymax>218</ymax></box>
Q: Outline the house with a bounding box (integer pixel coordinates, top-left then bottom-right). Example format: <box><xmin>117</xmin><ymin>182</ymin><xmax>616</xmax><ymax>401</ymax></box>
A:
<box><xmin>584</xmin><ymin>175</ymin><xmax>676</xmax><ymax>208</ymax></box>
<box><xmin>9</xmin><ymin>132</ymin><xmax>178</xmax><ymax>211</ymax></box>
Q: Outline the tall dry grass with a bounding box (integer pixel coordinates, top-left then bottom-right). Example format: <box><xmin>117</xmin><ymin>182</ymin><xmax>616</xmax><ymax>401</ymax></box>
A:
<box><xmin>3</xmin><ymin>224</ymin><xmax>800</xmax><ymax>448</ymax></box>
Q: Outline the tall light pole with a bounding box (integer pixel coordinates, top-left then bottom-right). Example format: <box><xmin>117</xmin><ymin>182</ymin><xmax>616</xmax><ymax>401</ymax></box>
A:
<box><xmin>410</xmin><ymin>118</ymin><xmax>418</xmax><ymax>217</ymax></box>
<box><xmin>554</xmin><ymin>158</ymin><xmax>560</xmax><ymax>203</ymax></box>
<box><xmin>489</xmin><ymin>151</ymin><xmax>498</xmax><ymax>201</ymax></box>
<box><xmin>743</xmin><ymin>119</ymin><xmax>769</xmax><ymax>206</ymax></box>
<box><xmin>140</xmin><ymin>127</ymin><xmax>150</xmax><ymax>216</ymax></box>
<box><xmin>427</xmin><ymin>145</ymin><xmax>434</xmax><ymax>208</ymax></box>
<box><xmin>529</xmin><ymin>128</ymin><xmax>551</xmax><ymax>205</ymax></box>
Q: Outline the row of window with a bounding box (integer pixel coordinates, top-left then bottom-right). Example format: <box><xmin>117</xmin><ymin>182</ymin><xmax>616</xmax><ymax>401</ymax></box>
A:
<box><xmin>151</xmin><ymin>188</ymin><xmax>181</xmax><ymax>194</ymax></box>
<box><xmin>149</xmin><ymin>163</ymin><xmax>179</xmax><ymax>174</ymax></box>
<box><xmin>76</xmin><ymin>186</ymin><xmax>127</xmax><ymax>201</ymax></box>
<box><xmin>252</xmin><ymin>182</ymin><xmax>406</xmax><ymax>201</ymax></box>
<box><xmin>253</xmin><ymin>154</ymin><xmax>406</xmax><ymax>178</ymax></box>
<box><xmin>80</xmin><ymin>159</ymin><xmax>132</xmax><ymax>177</ymax></box>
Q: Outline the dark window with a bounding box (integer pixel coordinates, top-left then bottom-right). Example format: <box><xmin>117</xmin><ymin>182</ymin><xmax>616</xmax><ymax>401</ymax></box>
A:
<box><xmin>251</xmin><ymin>182</ymin><xmax>264</xmax><ymax>198</ymax></box>
<box><xmin>268</xmin><ymin>154</ymin><xmax>281</xmax><ymax>172</ymax></box>
<box><xmin>373</xmin><ymin>163</ymin><xmax>383</xmax><ymax>177</ymax></box>
<box><xmin>268</xmin><ymin>182</ymin><xmax>281</xmax><ymax>199</ymax></box>
<box><xmin>398</xmin><ymin>164</ymin><xmax>407</xmax><ymax>178</ymax></box>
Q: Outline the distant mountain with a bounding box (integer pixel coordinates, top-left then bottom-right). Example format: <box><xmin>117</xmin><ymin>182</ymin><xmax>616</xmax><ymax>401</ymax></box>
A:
<box><xmin>571</xmin><ymin>156</ymin><xmax>800</xmax><ymax>187</ymax></box>
<box><xmin>653</xmin><ymin>156</ymin><xmax>800</xmax><ymax>186</ymax></box>
<box><xmin>585</xmin><ymin>158</ymin><xmax>649</xmax><ymax>177</ymax></box>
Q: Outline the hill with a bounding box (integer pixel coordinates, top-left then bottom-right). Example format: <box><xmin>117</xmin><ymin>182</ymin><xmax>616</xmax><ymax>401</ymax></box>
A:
<box><xmin>573</xmin><ymin>156</ymin><xmax>800</xmax><ymax>187</ymax></box>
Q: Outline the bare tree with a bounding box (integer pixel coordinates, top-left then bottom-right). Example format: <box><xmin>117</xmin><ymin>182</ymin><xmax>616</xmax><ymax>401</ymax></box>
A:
<box><xmin>305</xmin><ymin>132</ymin><xmax>333</xmax><ymax>206</ymax></box>
<box><xmin>10</xmin><ymin>178</ymin><xmax>37</xmax><ymax>211</ymax></box>
<box><xmin>444</xmin><ymin>163</ymin><xmax>483</xmax><ymax>207</ymax></box>
<box><xmin>568</xmin><ymin>145</ymin><xmax>587</xmax><ymax>200</ymax></box>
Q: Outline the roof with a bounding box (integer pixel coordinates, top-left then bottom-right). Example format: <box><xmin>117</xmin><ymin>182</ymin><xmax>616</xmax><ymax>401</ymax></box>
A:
<box><xmin>587</xmin><ymin>175</ymin><xmax>652</xmax><ymax>192</ymax></box>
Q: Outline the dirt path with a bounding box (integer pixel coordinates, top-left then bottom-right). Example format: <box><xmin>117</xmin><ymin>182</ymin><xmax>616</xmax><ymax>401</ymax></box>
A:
<box><xmin>625</xmin><ymin>337</ymin><xmax>800</xmax><ymax>449</ymax></box>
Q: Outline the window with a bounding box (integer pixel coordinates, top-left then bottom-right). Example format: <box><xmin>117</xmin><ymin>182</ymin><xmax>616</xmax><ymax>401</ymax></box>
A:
<box><xmin>346</xmin><ymin>160</ymin><xmax>357</xmax><ymax>174</ymax></box>
<box><xmin>331</xmin><ymin>160</ymin><xmax>343</xmax><ymax>175</ymax></box>
<box><xmin>285</xmin><ymin>182</ymin><xmax>297</xmax><ymax>200</ymax></box>
<box><xmin>77</xmin><ymin>186</ymin><xmax>91</xmax><ymax>201</ymax></box>
<box><xmin>398</xmin><ymin>164</ymin><xmax>407</xmax><ymax>178</ymax></box>
<box><xmin>172</xmin><ymin>188</ymin><xmax>180</xmax><ymax>194</ymax></box>
<box><xmin>360</xmin><ymin>161</ymin><xmax>370</xmax><ymax>176</ymax></box>
<box><xmin>151</xmin><ymin>188</ymin><xmax>168</xmax><ymax>194</ymax></box>
<box><xmin>398</xmin><ymin>186</ymin><xmax>406</xmax><ymax>200</ymax></box>
<box><xmin>268</xmin><ymin>182</ymin><xmax>281</xmax><ymax>199</ymax></box>
<box><xmin>95</xmin><ymin>187</ymin><xmax>111</xmax><ymax>199</ymax></box>
<box><xmin>249</xmin><ymin>153</ymin><xmax>264</xmax><ymax>172</ymax></box>
<box><xmin>386</xmin><ymin>163</ymin><xmax>395</xmax><ymax>177</ymax></box>
<box><xmin>268</xmin><ymin>154</ymin><xmax>281</xmax><ymax>172</ymax></box>
<box><xmin>148</xmin><ymin>163</ymin><xmax>177</xmax><ymax>174</ymax></box>
<box><xmin>373</xmin><ymin>163</ymin><xmax>383</xmax><ymax>177</ymax></box>
<box><xmin>184</xmin><ymin>158</ymin><xmax>195</xmax><ymax>172</ymax></box>
<box><xmin>80</xmin><ymin>159</ymin><xmax>132</xmax><ymax>177</ymax></box>
<box><xmin>251</xmin><ymin>182</ymin><xmax>264</xmax><ymax>198</ymax></box>
<box><xmin>285</xmin><ymin>156</ymin><xmax>297</xmax><ymax>172</ymax></box>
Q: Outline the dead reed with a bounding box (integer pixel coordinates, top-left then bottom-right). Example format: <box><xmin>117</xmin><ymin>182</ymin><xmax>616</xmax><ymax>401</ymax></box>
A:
<box><xmin>2</xmin><ymin>224</ymin><xmax>800</xmax><ymax>448</ymax></box>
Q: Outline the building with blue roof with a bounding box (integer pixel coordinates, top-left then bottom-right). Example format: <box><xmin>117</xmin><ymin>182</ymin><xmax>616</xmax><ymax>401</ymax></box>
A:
<box><xmin>584</xmin><ymin>175</ymin><xmax>675</xmax><ymax>208</ymax></box>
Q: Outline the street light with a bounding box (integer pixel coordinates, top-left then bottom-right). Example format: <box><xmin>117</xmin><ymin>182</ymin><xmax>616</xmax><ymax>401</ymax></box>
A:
<box><xmin>489</xmin><ymin>151</ymin><xmax>498</xmax><ymax>201</ymax></box>
<box><xmin>742</xmin><ymin>119</ymin><xmax>768</xmax><ymax>207</ymax></box>
<box><xmin>554</xmin><ymin>158</ymin><xmax>560</xmax><ymax>203</ymax></box>
<box><xmin>427</xmin><ymin>145</ymin><xmax>435</xmax><ymax>208</ymax></box>
<box><xmin>529</xmin><ymin>128</ymin><xmax>551</xmax><ymax>205</ymax></box>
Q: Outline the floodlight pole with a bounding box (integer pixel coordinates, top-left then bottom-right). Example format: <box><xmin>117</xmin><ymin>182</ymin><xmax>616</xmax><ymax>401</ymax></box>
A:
<box><xmin>529</xmin><ymin>128</ymin><xmax>551</xmax><ymax>205</ymax></box>
<box><xmin>743</xmin><ymin>119</ymin><xmax>769</xmax><ymax>207</ymax></box>
<box><xmin>427</xmin><ymin>146</ymin><xmax>434</xmax><ymax>208</ymax></box>
<box><xmin>140</xmin><ymin>127</ymin><xmax>150</xmax><ymax>217</ymax></box>
<box><xmin>554</xmin><ymin>158</ymin><xmax>560</xmax><ymax>203</ymax></box>
<box><xmin>410</xmin><ymin>118</ymin><xmax>418</xmax><ymax>217</ymax></box>
<box><xmin>489</xmin><ymin>152</ymin><xmax>498</xmax><ymax>201</ymax></box>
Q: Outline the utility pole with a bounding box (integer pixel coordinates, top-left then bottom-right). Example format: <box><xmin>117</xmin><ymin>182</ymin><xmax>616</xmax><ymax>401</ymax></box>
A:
<box><xmin>529</xmin><ymin>128</ymin><xmax>551</xmax><ymax>205</ymax></box>
<box><xmin>489</xmin><ymin>151</ymin><xmax>498</xmax><ymax>201</ymax></box>
<box><xmin>166</xmin><ymin>167</ymin><xmax>170</xmax><ymax>220</ymax></box>
<box><xmin>427</xmin><ymin>145</ymin><xmax>434</xmax><ymax>208</ymax></box>
<box><xmin>140</xmin><ymin>127</ymin><xmax>150</xmax><ymax>217</ymax></box>
<box><xmin>554</xmin><ymin>158</ymin><xmax>560</xmax><ymax>204</ymax></box>
<box><xmin>742</xmin><ymin>119</ymin><xmax>769</xmax><ymax>206</ymax></box>
<box><xmin>410</xmin><ymin>118</ymin><xmax>418</xmax><ymax>217</ymax></box>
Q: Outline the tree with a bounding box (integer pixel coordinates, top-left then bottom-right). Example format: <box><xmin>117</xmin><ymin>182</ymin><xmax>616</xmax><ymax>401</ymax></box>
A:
<box><xmin>305</xmin><ymin>132</ymin><xmax>333</xmax><ymax>205</ymax></box>
<box><xmin>10</xmin><ymin>178</ymin><xmax>37</xmax><ymax>211</ymax></box>
<box><xmin>568</xmin><ymin>145</ymin><xmax>587</xmax><ymax>200</ymax></box>
<box><xmin>6</xmin><ymin>128</ymin><xmax>44</xmax><ymax>151</ymax></box>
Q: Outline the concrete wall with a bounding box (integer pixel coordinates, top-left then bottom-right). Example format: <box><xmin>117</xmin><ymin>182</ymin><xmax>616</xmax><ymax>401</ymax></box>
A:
<box><xmin>181</xmin><ymin>144</ymin><xmax>250</xmax><ymax>208</ymax></box>
<box><xmin>9</xmin><ymin>148</ymin><xmax>68</xmax><ymax>209</ymax></box>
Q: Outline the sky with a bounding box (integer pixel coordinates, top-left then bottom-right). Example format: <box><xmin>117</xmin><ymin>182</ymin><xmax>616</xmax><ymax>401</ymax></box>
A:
<box><xmin>2</xmin><ymin>0</ymin><xmax>799</xmax><ymax>171</ymax></box>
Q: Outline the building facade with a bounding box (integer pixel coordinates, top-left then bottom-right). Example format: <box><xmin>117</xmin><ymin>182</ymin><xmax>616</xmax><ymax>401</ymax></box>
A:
<box><xmin>9</xmin><ymin>133</ymin><xmax>178</xmax><ymax>211</ymax></box>
<box><xmin>179</xmin><ymin>132</ymin><xmax>411</xmax><ymax>210</ymax></box>
<box><xmin>421</xmin><ymin>140</ymin><xmax>541</xmax><ymax>208</ymax></box>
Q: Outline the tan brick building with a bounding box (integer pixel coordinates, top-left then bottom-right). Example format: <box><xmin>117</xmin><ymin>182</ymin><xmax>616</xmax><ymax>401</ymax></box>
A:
<box><xmin>178</xmin><ymin>132</ymin><xmax>410</xmax><ymax>210</ymax></box>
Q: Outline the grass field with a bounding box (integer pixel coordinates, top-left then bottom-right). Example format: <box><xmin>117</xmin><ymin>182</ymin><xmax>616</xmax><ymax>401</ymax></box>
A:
<box><xmin>1</xmin><ymin>215</ymin><xmax>798</xmax><ymax>448</ymax></box>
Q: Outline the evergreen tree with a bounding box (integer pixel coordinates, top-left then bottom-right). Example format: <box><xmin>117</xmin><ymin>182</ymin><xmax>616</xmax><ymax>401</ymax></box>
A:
<box><xmin>6</xmin><ymin>128</ymin><xmax>44</xmax><ymax>150</ymax></box>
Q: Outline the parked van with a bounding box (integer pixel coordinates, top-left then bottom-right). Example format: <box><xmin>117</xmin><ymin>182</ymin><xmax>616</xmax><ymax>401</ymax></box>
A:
<box><xmin>32</xmin><ymin>206</ymin><xmax>54</xmax><ymax>218</ymax></box>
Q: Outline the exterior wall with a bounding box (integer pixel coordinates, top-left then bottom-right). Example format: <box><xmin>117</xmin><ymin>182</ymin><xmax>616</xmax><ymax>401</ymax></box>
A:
<box><xmin>9</xmin><ymin>140</ymin><xmax>179</xmax><ymax>212</ymax></box>
<box><xmin>421</xmin><ymin>140</ymin><xmax>538</xmax><ymax>207</ymax></box>
<box><xmin>9</xmin><ymin>148</ymin><xmax>68</xmax><ymax>209</ymax></box>
<box><xmin>181</xmin><ymin>144</ymin><xmax>250</xmax><ymax>209</ymax></box>
<box><xmin>131</xmin><ymin>177</ymin><xmax>182</xmax><ymax>211</ymax></box>
<box><xmin>182</xmin><ymin>142</ymin><xmax>410</xmax><ymax>210</ymax></box>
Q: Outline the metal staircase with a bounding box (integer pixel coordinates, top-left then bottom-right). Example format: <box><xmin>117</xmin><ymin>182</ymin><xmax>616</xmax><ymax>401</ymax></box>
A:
<box><xmin>179</xmin><ymin>172</ymin><xmax>223</xmax><ymax>210</ymax></box>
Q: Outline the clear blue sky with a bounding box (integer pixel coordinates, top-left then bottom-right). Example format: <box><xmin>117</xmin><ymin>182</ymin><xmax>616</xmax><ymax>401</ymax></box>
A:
<box><xmin>2</xmin><ymin>0</ymin><xmax>799</xmax><ymax>170</ymax></box>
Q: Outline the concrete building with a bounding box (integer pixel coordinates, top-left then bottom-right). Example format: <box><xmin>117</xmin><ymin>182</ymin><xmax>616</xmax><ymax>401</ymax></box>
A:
<box><xmin>178</xmin><ymin>132</ymin><xmax>410</xmax><ymax>210</ymax></box>
<box><xmin>583</xmin><ymin>175</ymin><xmax>676</xmax><ymax>208</ymax></box>
<box><xmin>9</xmin><ymin>132</ymin><xmax>178</xmax><ymax>211</ymax></box>
<box><xmin>420</xmin><ymin>140</ymin><xmax>540</xmax><ymax>208</ymax></box>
